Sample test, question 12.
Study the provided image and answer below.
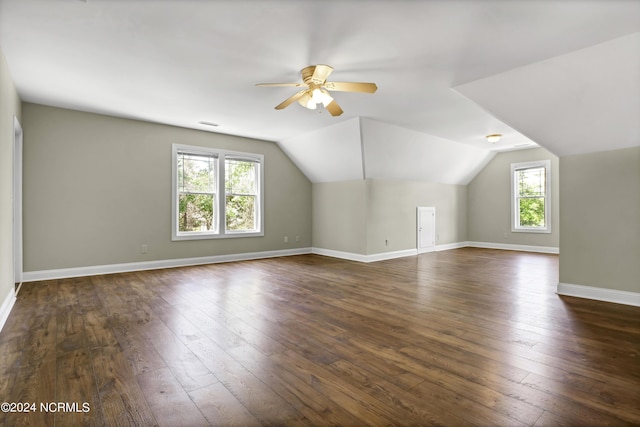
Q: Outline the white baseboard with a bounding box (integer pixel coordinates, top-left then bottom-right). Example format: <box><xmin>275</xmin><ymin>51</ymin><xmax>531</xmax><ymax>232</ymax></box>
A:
<box><xmin>311</xmin><ymin>248</ymin><xmax>371</xmax><ymax>263</ymax></box>
<box><xmin>435</xmin><ymin>242</ymin><xmax>469</xmax><ymax>252</ymax></box>
<box><xmin>467</xmin><ymin>241</ymin><xmax>559</xmax><ymax>254</ymax></box>
<box><xmin>557</xmin><ymin>282</ymin><xmax>640</xmax><ymax>307</ymax></box>
<box><xmin>22</xmin><ymin>248</ymin><xmax>312</xmax><ymax>282</ymax></box>
<box><xmin>311</xmin><ymin>247</ymin><xmax>418</xmax><ymax>263</ymax></box>
<box><xmin>366</xmin><ymin>249</ymin><xmax>418</xmax><ymax>262</ymax></box>
<box><xmin>312</xmin><ymin>244</ymin><xmax>472</xmax><ymax>263</ymax></box>
<box><xmin>20</xmin><ymin>242</ymin><xmax>559</xmax><ymax>283</ymax></box>
<box><xmin>0</xmin><ymin>288</ymin><xmax>17</xmax><ymax>333</ymax></box>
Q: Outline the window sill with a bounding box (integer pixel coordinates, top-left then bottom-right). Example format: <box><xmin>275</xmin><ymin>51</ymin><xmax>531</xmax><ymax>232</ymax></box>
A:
<box><xmin>511</xmin><ymin>228</ymin><xmax>551</xmax><ymax>234</ymax></box>
<box><xmin>172</xmin><ymin>231</ymin><xmax>264</xmax><ymax>241</ymax></box>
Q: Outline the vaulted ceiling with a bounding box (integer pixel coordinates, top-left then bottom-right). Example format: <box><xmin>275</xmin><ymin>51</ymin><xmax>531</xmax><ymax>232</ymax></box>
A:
<box><xmin>455</xmin><ymin>32</ymin><xmax>640</xmax><ymax>158</ymax></box>
<box><xmin>1</xmin><ymin>0</ymin><xmax>638</xmax><ymax>183</ymax></box>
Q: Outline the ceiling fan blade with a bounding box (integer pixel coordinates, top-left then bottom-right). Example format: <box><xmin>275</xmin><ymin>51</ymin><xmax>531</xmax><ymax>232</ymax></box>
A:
<box><xmin>310</xmin><ymin>64</ymin><xmax>334</xmax><ymax>84</ymax></box>
<box><xmin>325</xmin><ymin>99</ymin><xmax>343</xmax><ymax>117</ymax></box>
<box><xmin>275</xmin><ymin>90</ymin><xmax>308</xmax><ymax>110</ymax></box>
<box><xmin>256</xmin><ymin>82</ymin><xmax>306</xmax><ymax>87</ymax></box>
<box><xmin>323</xmin><ymin>81</ymin><xmax>377</xmax><ymax>93</ymax></box>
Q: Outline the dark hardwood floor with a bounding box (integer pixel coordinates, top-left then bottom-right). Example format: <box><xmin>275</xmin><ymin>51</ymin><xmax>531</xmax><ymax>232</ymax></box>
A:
<box><xmin>1</xmin><ymin>248</ymin><xmax>639</xmax><ymax>426</ymax></box>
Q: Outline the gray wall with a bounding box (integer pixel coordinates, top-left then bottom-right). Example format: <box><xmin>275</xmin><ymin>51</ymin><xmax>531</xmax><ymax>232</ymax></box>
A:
<box><xmin>467</xmin><ymin>147</ymin><xmax>560</xmax><ymax>248</ymax></box>
<box><xmin>312</xmin><ymin>179</ymin><xmax>466</xmax><ymax>255</ymax></box>
<box><xmin>312</xmin><ymin>180</ymin><xmax>367</xmax><ymax>254</ymax></box>
<box><xmin>0</xmin><ymin>50</ymin><xmax>22</xmax><ymax>302</ymax></box>
<box><xmin>366</xmin><ymin>179</ymin><xmax>467</xmax><ymax>254</ymax></box>
<box><xmin>22</xmin><ymin>103</ymin><xmax>312</xmax><ymax>272</ymax></box>
<box><xmin>559</xmin><ymin>147</ymin><xmax>640</xmax><ymax>293</ymax></box>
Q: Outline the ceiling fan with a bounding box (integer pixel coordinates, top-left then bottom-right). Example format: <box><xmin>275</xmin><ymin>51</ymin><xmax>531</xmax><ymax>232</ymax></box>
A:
<box><xmin>256</xmin><ymin>64</ymin><xmax>377</xmax><ymax>116</ymax></box>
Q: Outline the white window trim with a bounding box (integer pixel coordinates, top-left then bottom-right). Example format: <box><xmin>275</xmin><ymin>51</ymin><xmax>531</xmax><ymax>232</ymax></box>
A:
<box><xmin>172</xmin><ymin>144</ymin><xmax>264</xmax><ymax>241</ymax></box>
<box><xmin>511</xmin><ymin>160</ymin><xmax>551</xmax><ymax>234</ymax></box>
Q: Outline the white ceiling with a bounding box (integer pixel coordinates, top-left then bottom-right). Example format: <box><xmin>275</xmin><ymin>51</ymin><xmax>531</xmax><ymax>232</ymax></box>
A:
<box><xmin>455</xmin><ymin>32</ymin><xmax>640</xmax><ymax>157</ymax></box>
<box><xmin>280</xmin><ymin>117</ymin><xmax>495</xmax><ymax>184</ymax></box>
<box><xmin>1</xmin><ymin>0</ymin><xmax>639</xmax><ymax>183</ymax></box>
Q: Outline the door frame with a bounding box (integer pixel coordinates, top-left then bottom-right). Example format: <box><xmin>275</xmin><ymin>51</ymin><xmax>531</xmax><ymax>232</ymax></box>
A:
<box><xmin>417</xmin><ymin>206</ymin><xmax>436</xmax><ymax>254</ymax></box>
<box><xmin>13</xmin><ymin>116</ymin><xmax>23</xmax><ymax>291</ymax></box>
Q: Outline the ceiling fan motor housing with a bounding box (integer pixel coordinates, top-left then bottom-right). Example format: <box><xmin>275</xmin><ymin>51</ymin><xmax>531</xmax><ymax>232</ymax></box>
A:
<box><xmin>301</xmin><ymin>65</ymin><xmax>318</xmax><ymax>84</ymax></box>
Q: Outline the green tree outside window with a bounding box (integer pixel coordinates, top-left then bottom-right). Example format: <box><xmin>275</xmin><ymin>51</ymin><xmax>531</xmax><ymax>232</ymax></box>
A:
<box><xmin>516</xmin><ymin>167</ymin><xmax>546</xmax><ymax>228</ymax></box>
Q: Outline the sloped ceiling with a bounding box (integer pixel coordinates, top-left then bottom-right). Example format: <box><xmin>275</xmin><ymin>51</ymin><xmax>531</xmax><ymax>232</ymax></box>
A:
<box><xmin>279</xmin><ymin>118</ymin><xmax>495</xmax><ymax>184</ymax></box>
<box><xmin>361</xmin><ymin>119</ymin><xmax>494</xmax><ymax>185</ymax></box>
<box><xmin>1</xmin><ymin>1</ymin><xmax>639</xmax><ymax>184</ymax></box>
<box><xmin>279</xmin><ymin>118</ymin><xmax>364</xmax><ymax>183</ymax></box>
<box><xmin>455</xmin><ymin>32</ymin><xmax>640</xmax><ymax>157</ymax></box>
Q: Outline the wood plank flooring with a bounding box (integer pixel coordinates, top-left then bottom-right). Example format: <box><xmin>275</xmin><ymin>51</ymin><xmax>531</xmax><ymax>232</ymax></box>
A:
<box><xmin>1</xmin><ymin>248</ymin><xmax>639</xmax><ymax>426</ymax></box>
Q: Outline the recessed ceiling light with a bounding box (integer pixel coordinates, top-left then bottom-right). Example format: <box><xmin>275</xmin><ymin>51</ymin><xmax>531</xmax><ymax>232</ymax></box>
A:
<box><xmin>486</xmin><ymin>133</ymin><xmax>502</xmax><ymax>143</ymax></box>
<box><xmin>198</xmin><ymin>121</ymin><xmax>219</xmax><ymax>127</ymax></box>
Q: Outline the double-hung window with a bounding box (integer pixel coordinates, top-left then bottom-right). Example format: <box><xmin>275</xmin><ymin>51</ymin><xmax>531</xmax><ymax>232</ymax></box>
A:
<box><xmin>176</xmin><ymin>150</ymin><xmax>218</xmax><ymax>234</ymax></box>
<box><xmin>511</xmin><ymin>160</ymin><xmax>551</xmax><ymax>233</ymax></box>
<box><xmin>172</xmin><ymin>144</ymin><xmax>263</xmax><ymax>240</ymax></box>
<box><xmin>225</xmin><ymin>158</ymin><xmax>259</xmax><ymax>232</ymax></box>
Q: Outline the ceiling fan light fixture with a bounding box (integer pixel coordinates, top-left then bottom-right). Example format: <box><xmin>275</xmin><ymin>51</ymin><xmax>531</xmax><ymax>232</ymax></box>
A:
<box><xmin>320</xmin><ymin>89</ymin><xmax>333</xmax><ymax>107</ymax></box>
<box><xmin>486</xmin><ymin>133</ymin><xmax>502</xmax><ymax>143</ymax></box>
<box><xmin>311</xmin><ymin>88</ymin><xmax>323</xmax><ymax>104</ymax></box>
<box><xmin>298</xmin><ymin>91</ymin><xmax>312</xmax><ymax>108</ymax></box>
<box><xmin>297</xmin><ymin>90</ymin><xmax>321</xmax><ymax>110</ymax></box>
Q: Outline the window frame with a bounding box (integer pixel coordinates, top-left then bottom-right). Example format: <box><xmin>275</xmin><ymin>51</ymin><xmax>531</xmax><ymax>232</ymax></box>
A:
<box><xmin>510</xmin><ymin>160</ymin><xmax>551</xmax><ymax>234</ymax></box>
<box><xmin>172</xmin><ymin>144</ymin><xmax>264</xmax><ymax>241</ymax></box>
<box><xmin>224</xmin><ymin>156</ymin><xmax>261</xmax><ymax>235</ymax></box>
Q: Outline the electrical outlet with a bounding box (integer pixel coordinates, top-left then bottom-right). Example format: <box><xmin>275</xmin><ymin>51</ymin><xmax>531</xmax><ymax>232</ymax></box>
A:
<box><xmin>284</xmin><ymin>236</ymin><xmax>288</xmax><ymax>243</ymax></box>
<box><xmin>140</xmin><ymin>244</ymin><xmax>148</xmax><ymax>254</ymax></box>
<box><xmin>295</xmin><ymin>235</ymin><xmax>300</xmax><ymax>242</ymax></box>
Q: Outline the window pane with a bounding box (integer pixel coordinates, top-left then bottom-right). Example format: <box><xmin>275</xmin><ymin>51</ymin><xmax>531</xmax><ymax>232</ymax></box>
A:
<box><xmin>519</xmin><ymin>197</ymin><xmax>545</xmax><ymax>227</ymax></box>
<box><xmin>226</xmin><ymin>195</ymin><xmax>255</xmax><ymax>231</ymax></box>
<box><xmin>179</xmin><ymin>194</ymin><xmax>215</xmax><ymax>232</ymax></box>
<box><xmin>179</xmin><ymin>153</ymin><xmax>216</xmax><ymax>193</ymax></box>
<box><xmin>225</xmin><ymin>159</ymin><xmax>256</xmax><ymax>195</ymax></box>
<box><xmin>517</xmin><ymin>167</ymin><xmax>545</xmax><ymax>197</ymax></box>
